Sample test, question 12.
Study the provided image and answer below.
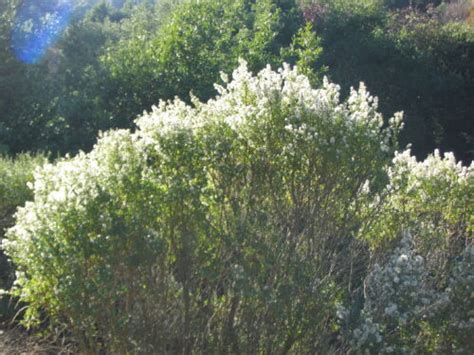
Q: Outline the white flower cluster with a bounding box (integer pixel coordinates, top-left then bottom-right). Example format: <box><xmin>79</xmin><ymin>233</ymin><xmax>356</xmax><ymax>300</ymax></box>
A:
<box><xmin>366</xmin><ymin>147</ymin><xmax>473</xmax><ymax>247</ymax></box>
<box><xmin>137</xmin><ymin>99</ymin><xmax>199</xmax><ymax>143</ymax></box>
<box><xmin>351</xmin><ymin>232</ymin><xmax>435</xmax><ymax>352</ymax></box>
<box><xmin>390</xmin><ymin>148</ymin><xmax>473</xmax><ymax>189</ymax></box>
<box><xmin>177</xmin><ymin>59</ymin><xmax>401</xmax><ymax>154</ymax></box>
<box><xmin>350</xmin><ymin>231</ymin><xmax>474</xmax><ymax>353</ymax></box>
<box><xmin>2</xmin><ymin>129</ymin><xmax>146</xmax><ymax>298</ymax></box>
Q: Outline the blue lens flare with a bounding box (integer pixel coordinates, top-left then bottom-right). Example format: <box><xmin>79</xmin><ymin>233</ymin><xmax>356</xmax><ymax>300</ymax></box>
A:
<box><xmin>11</xmin><ymin>1</ymin><xmax>74</xmax><ymax>64</ymax></box>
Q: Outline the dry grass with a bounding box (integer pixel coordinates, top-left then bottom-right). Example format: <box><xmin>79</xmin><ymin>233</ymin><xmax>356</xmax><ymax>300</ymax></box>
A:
<box><xmin>0</xmin><ymin>323</ymin><xmax>73</xmax><ymax>355</ymax></box>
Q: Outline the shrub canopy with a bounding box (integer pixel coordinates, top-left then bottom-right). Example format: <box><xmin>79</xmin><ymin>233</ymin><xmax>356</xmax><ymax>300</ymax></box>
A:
<box><xmin>3</xmin><ymin>61</ymin><xmax>472</xmax><ymax>353</ymax></box>
<box><xmin>4</xmin><ymin>61</ymin><xmax>401</xmax><ymax>353</ymax></box>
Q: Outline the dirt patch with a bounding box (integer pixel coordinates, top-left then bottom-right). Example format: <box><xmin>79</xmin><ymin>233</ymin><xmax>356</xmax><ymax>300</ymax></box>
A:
<box><xmin>0</xmin><ymin>324</ymin><xmax>70</xmax><ymax>355</ymax></box>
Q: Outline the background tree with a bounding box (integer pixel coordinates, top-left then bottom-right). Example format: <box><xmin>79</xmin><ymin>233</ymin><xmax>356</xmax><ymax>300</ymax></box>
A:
<box><xmin>103</xmin><ymin>0</ymin><xmax>304</xmax><ymax>127</ymax></box>
<box><xmin>303</xmin><ymin>0</ymin><xmax>474</xmax><ymax>162</ymax></box>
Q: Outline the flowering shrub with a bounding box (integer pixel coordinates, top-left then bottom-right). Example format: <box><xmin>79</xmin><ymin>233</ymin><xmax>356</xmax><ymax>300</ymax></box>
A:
<box><xmin>346</xmin><ymin>149</ymin><xmax>473</xmax><ymax>353</ymax></box>
<box><xmin>0</xmin><ymin>153</ymin><xmax>46</xmax><ymax>320</ymax></box>
<box><xmin>366</xmin><ymin>149</ymin><xmax>473</xmax><ymax>281</ymax></box>
<box><xmin>2</xmin><ymin>61</ymin><xmax>404</xmax><ymax>352</ymax></box>
<box><xmin>346</xmin><ymin>235</ymin><xmax>473</xmax><ymax>353</ymax></box>
<box><xmin>349</xmin><ymin>233</ymin><xmax>436</xmax><ymax>353</ymax></box>
<box><xmin>435</xmin><ymin>244</ymin><xmax>474</xmax><ymax>353</ymax></box>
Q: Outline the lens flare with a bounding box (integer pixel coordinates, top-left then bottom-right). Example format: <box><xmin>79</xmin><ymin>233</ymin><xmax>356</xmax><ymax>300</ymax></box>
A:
<box><xmin>11</xmin><ymin>0</ymin><xmax>74</xmax><ymax>64</ymax></box>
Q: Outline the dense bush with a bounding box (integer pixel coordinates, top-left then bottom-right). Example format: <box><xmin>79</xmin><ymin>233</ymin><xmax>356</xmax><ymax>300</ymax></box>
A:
<box><xmin>3</xmin><ymin>62</ymin><xmax>473</xmax><ymax>353</ymax></box>
<box><xmin>342</xmin><ymin>149</ymin><xmax>473</xmax><ymax>353</ymax></box>
<box><xmin>1</xmin><ymin>1</ymin><xmax>473</xmax><ymax>351</ymax></box>
<box><xmin>3</xmin><ymin>62</ymin><xmax>402</xmax><ymax>352</ymax></box>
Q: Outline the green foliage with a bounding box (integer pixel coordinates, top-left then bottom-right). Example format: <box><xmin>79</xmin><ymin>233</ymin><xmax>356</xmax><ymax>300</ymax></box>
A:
<box><xmin>343</xmin><ymin>149</ymin><xmax>473</xmax><ymax>353</ymax></box>
<box><xmin>0</xmin><ymin>153</ymin><xmax>46</xmax><ymax>320</ymax></box>
<box><xmin>0</xmin><ymin>1</ymin><xmax>116</xmax><ymax>154</ymax></box>
<box><xmin>367</xmin><ymin>150</ymin><xmax>473</xmax><ymax>250</ymax></box>
<box><xmin>0</xmin><ymin>0</ymin><xmax>182</xmax><ymax>155</ymax></box>
<box><xmin>307</xmin><ymin>0</ymin><xmax>474</xmax><ymax>162</ymax></box>
<box><xmin>3</xmin><ymin>62</ymin><xmax>401</xmax><ymax>353</ymax></box>
<box><xmin>103</xmin><ymin>0</ymin><xmax>306</xmax><ymax>123</ymax></box>
<box><xmin>0</xmin><ymin>0</ymin><xmax>317</xmax><ymax>156</ymax></box>
<box><xmin>0</xmin><ymin>154</ymin><xmax>45</xmax><ymax>215</ymax></box>
<box><xmin>0</xmin><ymin>0</ymin><xmax>29</xmax><ymax>154</ymax></box>
<box><xmin>281</xmin><ymin>22</ymin><xmax>327</xmax><ymax>85</ymax></box>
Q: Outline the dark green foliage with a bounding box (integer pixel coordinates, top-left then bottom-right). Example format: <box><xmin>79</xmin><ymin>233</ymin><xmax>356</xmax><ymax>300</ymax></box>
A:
<box><xmin>0</xmin><ymin>0</ymin><xmax>27</xmax><ymax>155</ymax></box>
<box><xmin>3</xmin><ymin>0</ymin><xmax>471</xmax><ymax>160</ymax></box>
<box><xmin>0</xmin><ymin>1</ymin><xmax>176</xmax><ymax>155</ymax></box>
<box><xmin>0</xmin><ymin>1</ymin><xmax>116</xmax><ymax>155</ymax></box>
<box><xmin>384</xmin><ymin>0</ymin><xmax>442</xmax><ymax>9</ymax></box>
<box><xmin>103</xmin><ymin>0</ymin><xmax>304</xmax><ymax>124</ymax></box>
<box><xmin>0</xmin><ymin>0</ymin><xmax>309</xmax><ymax>155</ymax></box>
<box><xmin>306</xmin><ymin>1</ymin><xmax>474</xmax><ymax>162</ymax></box>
